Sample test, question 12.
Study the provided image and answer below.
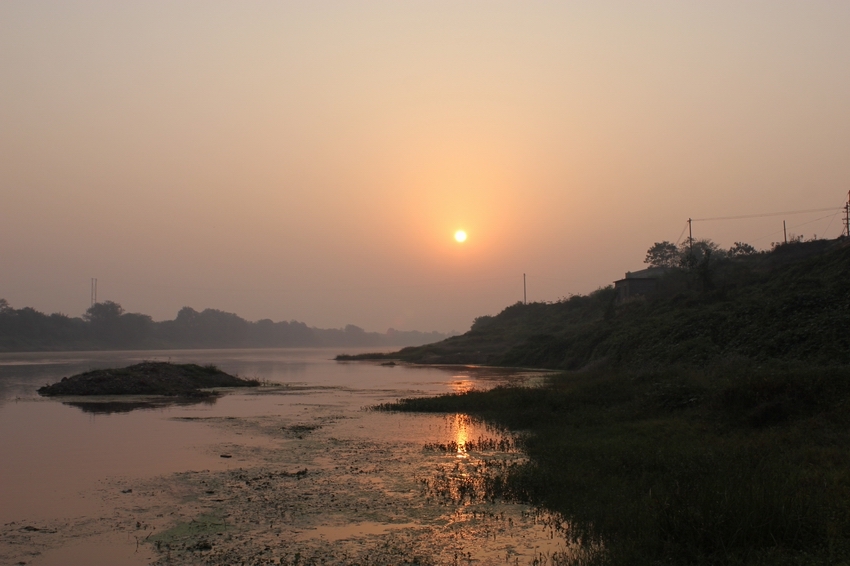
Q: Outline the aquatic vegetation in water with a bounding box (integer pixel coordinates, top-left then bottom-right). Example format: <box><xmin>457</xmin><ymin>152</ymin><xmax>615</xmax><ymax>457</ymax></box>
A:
<box><xmin>23</xmin><ymin>408</ymin><xmax>577</xmax><ymax>566</ymax></box>
<box><xmin>383</xmin><ymin>366</ymin><xmax>850</xmax><ymax>565</ymax></box>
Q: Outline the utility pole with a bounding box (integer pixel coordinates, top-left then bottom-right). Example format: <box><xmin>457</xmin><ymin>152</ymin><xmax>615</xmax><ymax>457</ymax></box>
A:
<box><xmin>90</xmin><ymin>278</ymin><xmax>97</xmax><ymax>307</ymax></box>
<box><xmin>845</xmin><ymin>190</ymin><xmax>850</xmax><ymax>237</ymax></box>
<box><xmin>523</xmin><ymin>273</ymin><xmax>527</xmax><ymax>305</ymax></box>
<box><xmin>687</xmin><ymin>218</ymin><xmax>693</xmax><ymax>251</ymax></box>
<box><xmin>783</xmin><ymin>220</ymin><xmax>788</xmax><ymax>244</ymax></box>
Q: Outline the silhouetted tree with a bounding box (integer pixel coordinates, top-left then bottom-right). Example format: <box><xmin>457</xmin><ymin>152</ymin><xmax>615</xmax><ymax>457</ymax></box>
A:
<box><xmin>117</xmin><ymin>312</ymin><xmax>154</xmax><ymax>345</ymax></box>
<box><xmin>471</xmin><ymin>315</ymin><xmax>495</xmax><ymax>330</ymax></box>
<box><xmin>644</xmin><ymin>241</ymin><xmax>680</xmax><ymax>268</ymax></box>
<box><xmin>84</xmin><ymin>301</ymin><xmax>124</xmax><ymax>323</ymax></box>
<box><xmin>679</xmin><ymin>239</ymin><xmax>725</xmax><ymax>269</ymax></box>
<box><xmin>82</xmin><ymin>301</ymin><xmax>153</xmax><ymax>347</ymax></box>
<box><xmin>175</xmin><ymin>306</ymin><xmax>199</xmax><ymax>323</ymax></box>
<box><xmin>728</xmin><ymin>242</ymin><xmax>758</xmax><ymax>257</ymax></box>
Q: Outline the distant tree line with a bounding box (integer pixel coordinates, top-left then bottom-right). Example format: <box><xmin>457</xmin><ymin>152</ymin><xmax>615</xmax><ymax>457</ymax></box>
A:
<box><xmin>0</xmin><ymin>299</ymin><xmax>451</xmax><ymax>352</ymax></box>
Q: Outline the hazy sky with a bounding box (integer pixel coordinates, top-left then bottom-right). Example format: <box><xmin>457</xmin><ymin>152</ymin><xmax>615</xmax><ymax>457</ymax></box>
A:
<box><xmin>2</xmin><ymin>1</ymin><xmax>849</xmax><ymax>332</ymax></box>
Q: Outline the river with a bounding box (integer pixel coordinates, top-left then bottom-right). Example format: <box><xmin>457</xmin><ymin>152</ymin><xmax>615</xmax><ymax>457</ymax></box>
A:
<box><xmin>0</xmin><ymin>348</ymin><xmax>573</xmax><ymax>565</ymax></box>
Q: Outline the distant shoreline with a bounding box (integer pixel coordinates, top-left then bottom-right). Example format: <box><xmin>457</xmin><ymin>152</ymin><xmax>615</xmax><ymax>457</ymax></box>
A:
<box><xmin>0</xmin><ymin>301</ymin><xmax>454</xmax><ymax>352</ymax></box>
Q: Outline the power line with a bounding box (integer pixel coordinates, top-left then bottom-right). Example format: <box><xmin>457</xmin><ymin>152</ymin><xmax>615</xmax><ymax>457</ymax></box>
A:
<box><xmin>674</xmin><ymin>222</ymin><xmax>689</xmax><ymax>246</ymax></box>
<box><xmin>692</xmin><ymin>207</ymin><xmax>840</xmax><ymax>222</ymax></box>
<box><xmin>822</xmin><ymin>210</ymin><xmax>840</xmax><ymax>238</ymax></box>
<box><xmin>750</xmin><ymin>212</ymin><xmax>840</xmax><ymax>243</ymax></box>
<box><xmin>800</xmin><ymin>211</ymin><xmax>844</xmax><ymax>238</ymax></box>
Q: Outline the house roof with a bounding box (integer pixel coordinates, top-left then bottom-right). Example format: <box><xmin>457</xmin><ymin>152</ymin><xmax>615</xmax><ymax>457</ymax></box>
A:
<box><xmin>622</xmin><ymin>266</ymin><xmax>670</xmax><ymax>279</ymax></box>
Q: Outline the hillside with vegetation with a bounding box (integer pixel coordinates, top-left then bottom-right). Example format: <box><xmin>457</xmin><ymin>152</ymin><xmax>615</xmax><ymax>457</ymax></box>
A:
<box><xmin>374</xmin><ymin>236</ymin><xmax>850</xmax><ymax>565</ymax></box>
<box><xmin>355</xmin><ymin>237</ymin><xmax>850</xmax><ymax>370</ymax></box>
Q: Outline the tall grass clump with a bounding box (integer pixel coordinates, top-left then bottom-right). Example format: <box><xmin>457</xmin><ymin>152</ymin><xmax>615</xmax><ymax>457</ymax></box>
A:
<box><xmin>380</xmin><ymin>364</ymin><xmax>850</xmax><ymax>565</ymax></box>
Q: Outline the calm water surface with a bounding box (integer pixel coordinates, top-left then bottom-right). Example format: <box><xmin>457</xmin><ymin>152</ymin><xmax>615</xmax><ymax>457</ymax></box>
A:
<box><xmin>0</xmin><ymin>348</ymin><xmax>569</xmax><ymax>565</ymax></box>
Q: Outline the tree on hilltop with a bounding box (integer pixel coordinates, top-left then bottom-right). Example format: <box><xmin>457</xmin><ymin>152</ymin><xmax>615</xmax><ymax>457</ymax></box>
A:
<box><xmin>645</xmin><ymin>239</ymin><xmax>734</xmax><ymax>270</ymax></box>
<box><xmin>644</xmin><ymin>241</ymin><xmax>680</xmax><ymax>268</ymax></box>
<box><xmin>728</xmin><ymin>241</ymin><xmax>758</xmax><ymax>257</ymax></box>
<box><xmin>680</xmin><ymin>239</ymin><xmax>725</xmax><ymax>269</ymax></box>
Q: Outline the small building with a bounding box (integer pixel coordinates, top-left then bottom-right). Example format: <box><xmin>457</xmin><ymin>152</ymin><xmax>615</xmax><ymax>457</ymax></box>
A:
<box><xmin>614</xmin><ymin>267</ymin><xmax>668</xmax><ymax>304</ymax></box>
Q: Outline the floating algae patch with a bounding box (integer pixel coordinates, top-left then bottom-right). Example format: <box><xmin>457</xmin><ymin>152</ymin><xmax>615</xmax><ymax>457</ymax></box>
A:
<box><xmin>286</xmin><ymin>423</ymin><xmax>322</xmax><ymax>434</ymax></box>
<box><xmin>148</xmin><ymin>512</ymin><xmax>228</xmax><ymax>545</ymax></box>
<box><xmin>97</xmin><ymin>410</ymin><xmax>584</xmax><ymax>565</ymax></box>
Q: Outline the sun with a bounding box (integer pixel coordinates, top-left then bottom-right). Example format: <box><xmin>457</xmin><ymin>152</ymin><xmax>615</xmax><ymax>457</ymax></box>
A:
<box><xmin>454</xmin><ymin>230</ymin><xmax>467</xmax><ymax>243</ymax></box>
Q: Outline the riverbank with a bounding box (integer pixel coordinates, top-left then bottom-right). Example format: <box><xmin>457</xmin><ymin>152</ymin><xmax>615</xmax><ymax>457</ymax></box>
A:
<box><xmin>349</xmin><ymin>239</ymin><xmax>850</xmax><ymax>371</ymax></box>
<box><xmin>379</xmin><ymin>362</ymin><xmax>850</xmax><ymax>565</ymax></box>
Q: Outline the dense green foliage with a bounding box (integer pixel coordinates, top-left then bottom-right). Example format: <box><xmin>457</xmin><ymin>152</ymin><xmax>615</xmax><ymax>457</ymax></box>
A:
<box><xmin>0</xmin><ymin>300</ymin><xmax>449</xmax><ymax>352</ymax></box>
<box><xmin>383</xmin><ymin>238</ymin><xmax>850</xmax><ymax>369</ymax></box>
<box><xmin>382</xmin><ymin>363</ymin><xmax>850</xmax><ymax>565</ymax></box>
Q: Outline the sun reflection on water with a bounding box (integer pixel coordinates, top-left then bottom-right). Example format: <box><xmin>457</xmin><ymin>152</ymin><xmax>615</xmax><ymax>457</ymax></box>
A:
<box><xmin>449</xmin><ymin>378</ymin><xmax>475</xmax><ymax>394</ymax></box>
<box><xmin>454</xmin><ymin>413</ymin><xmax>469</xmax><ymax>459</ymax></box>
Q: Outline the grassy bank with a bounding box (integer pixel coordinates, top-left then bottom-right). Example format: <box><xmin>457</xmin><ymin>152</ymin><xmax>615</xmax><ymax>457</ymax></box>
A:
<box><xmin>347</xmin><ymin>239</ymin><xmax>850</xmax><ymax>370</ymax></box>
<box><xmin>379</xmin><ymin>363</ymin><xmax>850</xmax><ymax>565</ymax></box>
<box><xmin>361</xmin><ymin>240</ymin><xmax>850</xmax><ymax>563</ymax></box>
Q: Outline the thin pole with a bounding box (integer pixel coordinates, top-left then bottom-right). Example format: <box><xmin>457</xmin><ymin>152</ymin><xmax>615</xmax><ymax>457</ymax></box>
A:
<box><xmin>523</xmin><ymin>274</ymin><xmax>527</xmax><ymax>305</ymax></box>
<box><xmin>845</xmin><ymin>190</ymin><xmax>850</xmax><ymax>237</ymax></box>
<box><xmin>687</xmin><ymin>218</ymin><xmax>693</xmax><ymax>251</ymax></box>
<box><xmin>783</xmin><ymin>220</ymin><xmax>787</xmax><ymax>244</ymax></box>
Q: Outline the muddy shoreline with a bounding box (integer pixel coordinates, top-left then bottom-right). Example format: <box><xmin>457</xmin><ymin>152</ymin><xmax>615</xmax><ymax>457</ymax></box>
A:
<box><xmin>1</xmin><ymin>356</ymin><xmax>569</xmax><ymax>566</ymax></box>
<box><xmin>3</xmin><ymin>407</ymin><xmax>572</xmax><ymax>565</ymax></box>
